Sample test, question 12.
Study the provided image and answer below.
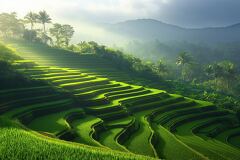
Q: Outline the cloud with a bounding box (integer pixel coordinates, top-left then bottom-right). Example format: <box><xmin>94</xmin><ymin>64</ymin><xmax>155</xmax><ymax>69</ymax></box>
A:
<box><xmin>0</xmin><ymin>0</ymin><xmax>240</xmax><ymax>27</ymax></box>
<box><xmin>155</xmin><ymin>0</ymin><xmax>240</xmax><ymax>27</ymax></box>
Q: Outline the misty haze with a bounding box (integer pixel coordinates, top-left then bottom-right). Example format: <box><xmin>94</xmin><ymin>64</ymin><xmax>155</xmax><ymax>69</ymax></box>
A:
<box><xmin>0</xmin><ymin>0</ymin><xmax>240</xmax><ymax>160</ymax></box>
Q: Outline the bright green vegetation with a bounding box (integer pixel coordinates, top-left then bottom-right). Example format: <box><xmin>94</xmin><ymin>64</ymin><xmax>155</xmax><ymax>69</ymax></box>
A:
<box><xmin>1</xmin><ymin>41</ymin><xmax>240</xmax><ymax>160</ymax></box>
<box><xmin>0</xmin><ymin>117</ymin><xmax>153</xmax><ymax>160</ymax></box>
<box><xmin>124</xmin><ymin>111</ymin><xmax>157</xmax><ymax>157</ymax></box>
<box><xmin>99</xmin><ymin>127</ymin><xmax>127</xmax><ymax>152</ymax></box>
<box><xmin>28</xmin><ymin>108</ymin><xmax>83</xmax><ymax>135</ymax></box>
<box><xmin>72</xmin><ymin>116</ymin><xmax>103</xmax><ymax>146</ymax></box>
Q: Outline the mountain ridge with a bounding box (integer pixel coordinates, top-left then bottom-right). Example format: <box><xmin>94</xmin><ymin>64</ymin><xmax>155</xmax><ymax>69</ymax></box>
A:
<box><xmin>115</xmin><ymin>18</ymin><xmax>240</xmax><ymax>30</ymax></box>
<box><xmin>104</xmin><ymin>18</ymin><xmax>240</xmax><ymax>43</ymax></box>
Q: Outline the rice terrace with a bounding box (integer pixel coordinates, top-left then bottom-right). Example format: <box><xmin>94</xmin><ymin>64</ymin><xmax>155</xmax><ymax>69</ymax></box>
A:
<box><xmin>1</xmin><ymin>1</ymin><xmax>240</xmax><ymax>160</ymax></box>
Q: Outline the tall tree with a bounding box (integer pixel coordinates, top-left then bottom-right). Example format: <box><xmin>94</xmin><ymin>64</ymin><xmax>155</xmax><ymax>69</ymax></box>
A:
<box><xmin>38</xmin><ymin>11</ymin><xmax>51</xmax><ymax>33</ymax></box>
<box><xmin>205</xmin><ymin>61</ymin><xmax>238</xmax><ymax>92</ymax></box>
<box><xmin>50</xmin><ymin>23</ymin><xmax>74</xmax><ymax>47</ymax></box>
<box><xmin>176</xmin><ymin>52</ymin><xmax>194</xmax><ymax>81</ymax></box>
<box><xmin>61</xmin><ymin>24</ymin><xmax>74</xmax><ymax>47</ymax></box>
<box><xmin>24</xmin><ymin>12</ymin><xmax>38</xmax><ymax>30</ymax></box>
<box><xmin>0</xmin><ymin>12</ymin><xmax>24</xmax><ymax>38</ymax></box>
<box><xmin>217</xmin><ymin>61</ymin><xmax>238</xmax><ymax>90</ymax></box>
<box><xmin>49</xmin><ymin>23</ymin><xmax>63</xmax><ymax>46</ymax></box>
<box><xmin>176</xmin><ymin>52</ymin><xmax>193</xmax><ymax>67</ymax></box>
<box><xmin>156</xmin><ymin>60</ymin><xmax>168</xmax><ymax>77</ymax></box>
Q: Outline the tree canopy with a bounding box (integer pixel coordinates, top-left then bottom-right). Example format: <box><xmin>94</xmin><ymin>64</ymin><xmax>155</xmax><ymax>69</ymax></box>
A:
<box><xmin>0</xmin><ymin>12</ymin><xmax>24</xmax><ymax>38</ymax></box>
<box><xmin>50</xmin><ymin>23</ymin><xmax>74</xmax><ymax>47</ymax></box>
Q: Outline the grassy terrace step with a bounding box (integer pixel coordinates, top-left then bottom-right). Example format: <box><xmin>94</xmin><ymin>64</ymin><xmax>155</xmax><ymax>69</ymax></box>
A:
<box><xmin>228</xmin><ymin>130</ymin><xmax>240</xmax><ymax>149</ymax></box>
<box><xmin>28</xmin><ymin>108</ymin><xmax>84</xmax><ymax>135</ymax></box>
<box><xmin>153</xmin><ymin>103</ymin><xmax>216</xmax><ymax>124</ymax></box>
<box><xmin>0</xmin><ymin>86</ymin><xmax>52</xmax><ymax>101</ymax></box>
<box><xmin>175</xmin><ymin>116</ymin><xmax>240</xmax><ymax>160</ymax></box>
<box><xmin>88</xmin><ymin>90</ymin><xmax>163</xmax><ymax>113</ymax></box>
<box><xmin>52</xmin><ymin>76</ymin><xmax>96</xmax><ymax>84</ymax></box>
<box><xmin>71</xmin><ymin>116</ymin><xmax>104</xmax><ymax>147</ymax></box>
<box><xmin>99</xmin><ymin>127</ymin><xmax>128</xmax><ymax>152</ymax></box>
<box><xmin>100</xmin><ymin>117</ymin><xmax>136</xmax><ymax>151</ymax></box>
<box><xmin>4</xmin><ymin>99</ymin><xmax>73</xmax><ymax>118</ymax></box>
<box><xmin>0</xmin><ymin>117</ymin><xmax>154</xmax><ymax>160</ymax></box>
<box><xmin>192</xmin><ymin>117</ymin><xmax>237</xmax><ymax>138</ymax></box>
<box><xmin>152</xmin><ymin>124</ymin><xmax>207</xmax><ymax>160</ymax></box>
<box><xmin>98</xmin><ymin>110</ymin><xmax>129</xmax><ymax>121</ymax></box>
<box><xmin>107</xmin><ymin>90</ymin><xmax>152</xmax><ymax>101</ymax></box>
<box><xmin>128</xmin><ymin>95</ymin><xmax>185</xmax><ymax>112</ymax></box>
<box><xmin>167</xmin><ymin>110</ymin><xmax>231</xmax><ymax>132</ymax></box>
<box><xmin>124</xmin><ymin>110</ymin><xmax>157</xmax><ymax>158</ymax></box>
<box><xmin>0</xmin><ymin>94</ymin><xmax>64</xmax><ymax>114</ymax></box>
<box><xmin>60</xmin><ymin>78</ymin><xmax>110</xmax><ymax>90</ymax></box>
<box><xmin>0</xmin><ymin>85</ymin><xmax>47</xmax><ymax>94</ymax></box>
<box><xmin>31</xmin><ymin>72</ymin><xmax>83</xmax><ymax>78</ymax></box>
<box><xmin>18</xmin><ymin>68</ymin><xmax>66</xmax><ymax>73</ymax></box>
<box><xmin>16</xmin><ymin>102</ymin><xmax>75</xmax><ymax>126</ymax></box>
<box><xmin>39</xmin><ymin>74</ymin><xmax>88</xmax><ymax>80</ymax></box>
<box><xmin>73</xmin><ymin>83</ymin><xmax>121</xmax><ymax>95</ymax></box>
<box><xmin>216</xmin><ymin>127</ymin><xmax>240</xmax><ymax>148</ymax></box>
<box><xmin>90</xmin><ymin>84</ymin><xmax>137</xmax><ymax>99</ymax></box>
<box><xmin>75</xmin><ymin>84</ymin><xmax>131</xmax><ymax>99</ymax></box>
<box><xmin>16</xmin><ymin>68</ymin><xmax>47</xmax><ymax>75</ymax></box>
<box><xmin>122</xmin><ymin>92</ymin><xmax>169</xmax><ymax>107</ymax></box>
<box><xmin>86</xmin><ymin>104</ymin><xmax>123</xmax><ymax>115</ymax></box>
<box><xmin>195</xmin><ymin>122</ymin><xmax>229</xmax><ymax>136</ymax></box>
<box><xmin>86</xmin><ymin>85</ymin><xmax>149</xmax><ymax>102</ymax></box>
<box><xmin>106</xmin><ymin>116</ymin><xmax>134</xmax><ymax>127</ymax></box>
<box><xmin>104</xmin><ymin>86</ymin><xmax>143</xmax><ymax>97</ymax></box>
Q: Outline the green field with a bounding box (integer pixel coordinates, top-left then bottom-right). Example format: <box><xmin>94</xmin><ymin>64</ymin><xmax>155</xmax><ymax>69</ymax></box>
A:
<box><xmin>1</xmin><ymin>40</ymin><xmax>240</xmax><ymax>160</ymax></box>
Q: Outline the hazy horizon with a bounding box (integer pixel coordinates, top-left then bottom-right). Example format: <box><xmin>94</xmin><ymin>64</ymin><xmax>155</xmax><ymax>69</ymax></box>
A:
<box><xmin>1</xmin><ymin>0</ymin><xmax>240</xmax><ymax>28</ymax></box>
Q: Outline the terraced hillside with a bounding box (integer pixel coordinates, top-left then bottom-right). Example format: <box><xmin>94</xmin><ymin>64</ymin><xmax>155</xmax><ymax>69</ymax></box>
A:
<box><xmin>2</xmin><ymin>40</ymin><xmax>240</xmax><ymax>160</ymax></box>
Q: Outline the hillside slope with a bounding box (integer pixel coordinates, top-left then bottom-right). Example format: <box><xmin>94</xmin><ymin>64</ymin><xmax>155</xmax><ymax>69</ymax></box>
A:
<box><xmin>105</xmin><ymin>19</ymin><xmax>240</xmax><ymax>43</ymax></box>
<box><xmin>1</xmin><ymin>40</ymin><xmax>240</xmax><ymax>160</ymax></box>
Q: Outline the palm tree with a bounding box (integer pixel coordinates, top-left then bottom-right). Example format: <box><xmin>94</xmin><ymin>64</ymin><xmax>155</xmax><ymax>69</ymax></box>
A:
<box><xmin>176</xmin><ymin>52</ymin><xmax>193</xmax><ymax>81</ymax></box>
<box><xmin>38</xmin><ymin>11</ymin><xmax>51</xmax><ymax>33</ymax></box>
<box><xmin>176</xmin><ymin>52</ymin><xmax>193</xmax><ymax>66</ymax></box>
<box><xmin>218</xmin><ymin>61</ymin><xmax>238</xmax><ymax>90</ymax></box>
<box><xmin>49</xmin><ymin>23</ymin><xmax>62</xmax><ymax>46</ymax></box>
<box><xmin>205</xmin><ymin>61</ymin><xmax>238</xmax><ymax>92</ymax></box>
<box><xmin>24</xmin><ymin>12</ymin><xmax>38</xmax><ymax>30</ymax></box>
<box><xmin>156</xmin><ymin>60</ymin><xmax>168</xmax><ymax>76</ymax></box>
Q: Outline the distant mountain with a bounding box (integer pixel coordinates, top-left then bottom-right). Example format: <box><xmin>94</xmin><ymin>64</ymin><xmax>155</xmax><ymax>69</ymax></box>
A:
<box><xmin>104</xmin><ymin>19</ymin><xmax>240</xmax><ymax>44</ymax></box>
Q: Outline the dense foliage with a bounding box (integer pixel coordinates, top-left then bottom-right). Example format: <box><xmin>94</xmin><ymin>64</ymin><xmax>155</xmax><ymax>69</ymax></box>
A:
<box><xmin>70</xmin><ymin>41</ymin><xmax>166</xmax><ymax>81</ymax></box>
<box><xmin>69</xmin><ymin>41</ymin><xmax>240</xmax><ymax>112</ymax></box>
<box><xmin>0</xmin><ymin>11</ymin><xmax>74</xmax><ymax>46</ymax></box>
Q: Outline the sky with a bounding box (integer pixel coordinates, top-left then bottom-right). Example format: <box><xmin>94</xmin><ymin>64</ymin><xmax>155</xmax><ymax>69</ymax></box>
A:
<box><xmin>1</xmin><ymin>0</ymin><xmax>240</xmax><ymax>28</ymax></box>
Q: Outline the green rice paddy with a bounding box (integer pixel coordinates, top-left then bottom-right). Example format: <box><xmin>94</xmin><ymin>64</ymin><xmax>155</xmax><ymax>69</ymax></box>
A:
<box><xmin>1</xmin><ymin>40</ymin><xmax>240</xmax><ymax>160</ymax></box>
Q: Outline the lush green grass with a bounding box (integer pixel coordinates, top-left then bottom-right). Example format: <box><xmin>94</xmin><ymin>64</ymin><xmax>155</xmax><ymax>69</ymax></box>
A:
<box><xmin>71</xmin><ymin>116</ymin><xmax>104</xmax><ymax>147</ymax></box>
<box><xmin>5</xmin><ymin>99</ymin><xmax>73</xmax><ymax>118</ymax></box>
<box><xmin>0</xmin><ymin>117</ymin><xmax>154</xmax><ymax>160</ymax></box>
<box><xmin>228</xmin><ymin>134</ymin><xmax>240</xmax><ymax>148</ymax></box>
<box><xmin>2</xmin><ymin>40</ymin><xmax>240</xmax><ymax>160</ymax></box>
<box><xmin>27</xmin><ymin>108</ymin><xmax>84</xmax><ymax>135</ymax></box>
<box><xmin>106</xmin><ymin>116</ymin><xmax>134</xmax><ymax>127</ymax></box>
<box><xmin>99</xmin><ymin>127</ymin><xmax>128</xmax><ymax>152</ymax></box>
<box><xmin>216</xmin><ymin>127</ymin><xmax>240</xmax><ymax>148</ymax></box>
<box><xmin>152</xmin><ymin>124</ymin><xmax>207</xmax><ymax>160</ymax></box>
<box><xmin>124</xmin><ymin>110</ymin><xmax>156</xmax><ymax>157</ymax></box>
<box><xmin>175</xmin><ymin>116</ymin><xmax>240</xmax><ymax>160</ymax></box>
